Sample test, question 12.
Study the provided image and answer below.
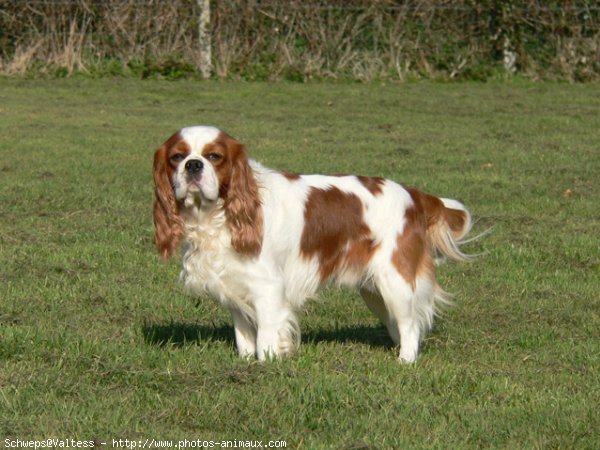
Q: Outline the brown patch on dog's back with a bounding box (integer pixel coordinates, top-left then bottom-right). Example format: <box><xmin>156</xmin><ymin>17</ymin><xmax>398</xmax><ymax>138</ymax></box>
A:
<box><xmin>301</xmin><ymin>187</ymin><xmax>378</xmax><ymax>281</ymax></box>
<box><xmin>357</xmin><ymin>176</ymin><xmax>385</xmax><ymax>196</ymax></box>
<box><xmin>281</xmin><ymin>171</ymin><xmax>301</xmax><ymax>181</ymax></box>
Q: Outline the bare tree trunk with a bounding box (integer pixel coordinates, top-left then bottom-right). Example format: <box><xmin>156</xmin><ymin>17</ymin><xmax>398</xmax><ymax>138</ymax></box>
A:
<box><xmin>198</xmin><ymin>0</ymin><xmax>212</xmax><ymax>79</ymax></box>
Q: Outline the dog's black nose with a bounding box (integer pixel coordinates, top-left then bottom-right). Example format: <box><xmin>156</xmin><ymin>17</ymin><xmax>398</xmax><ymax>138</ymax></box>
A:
<box><xmin>185</xmin><ymin>159</ymin><xmax>204</xmax><ymax>174</ymax></box>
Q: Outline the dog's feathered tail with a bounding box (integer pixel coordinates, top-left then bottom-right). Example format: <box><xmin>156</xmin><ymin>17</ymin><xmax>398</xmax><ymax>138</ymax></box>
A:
<box><xmin>406</xmin><ymin>188</ymin><xmax>474</xmax><ymax>263</ymax></box>
<box><xmin>428</xmin><ymin>197</ymin><xmax>473</xmax><ymax>262</ymax></box>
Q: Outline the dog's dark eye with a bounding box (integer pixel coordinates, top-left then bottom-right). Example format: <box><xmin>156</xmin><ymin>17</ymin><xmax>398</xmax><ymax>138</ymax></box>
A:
<box><xmin>170</xmin><ymin>153</ymin><xmax>185</xmax><ymax>163</ymax></box>
<box><xmin>207</xmin><ymin>153</ymin><xmax>223</xmax><ymax>162</ymax></box>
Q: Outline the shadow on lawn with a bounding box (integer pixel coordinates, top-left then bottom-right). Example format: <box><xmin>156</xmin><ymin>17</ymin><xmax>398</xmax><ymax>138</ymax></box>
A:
<box><xmin>142</xmin><ymin>321</ymin><xmax>234</xmax><ymax>348</ymax></box>
<box><xmin>142</xmin><ymin>321</ymin><xmax>393</xmax><ymax>349</ymax></box>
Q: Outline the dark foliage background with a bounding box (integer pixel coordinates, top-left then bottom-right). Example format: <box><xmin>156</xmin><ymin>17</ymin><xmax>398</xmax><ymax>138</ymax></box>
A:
<box><xmin>1</xmin><ymin>0</ymin><xmax>598</xmax><ymax>81</ymax></box>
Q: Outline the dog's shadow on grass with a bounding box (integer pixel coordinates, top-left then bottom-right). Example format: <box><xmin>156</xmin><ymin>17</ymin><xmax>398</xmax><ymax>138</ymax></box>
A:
<box><xmin>142</xmin><ymin>321</ymin><xmax>234</xmax><ymax>348</ymax></box>
<box><xmin>304</xmin><ymin>325</ymin><xmax>394</xmax><ymax>349</ymax></box>
<box><xmin>142</xmin><ymin>321</ymin><xmax>393</xmax><ymax>350</ymax></box>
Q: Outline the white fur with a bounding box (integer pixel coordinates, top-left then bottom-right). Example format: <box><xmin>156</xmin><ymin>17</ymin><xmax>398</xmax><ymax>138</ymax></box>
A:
<box><xmin>171</xmin><ymin>126</ymin><xmax>469</xmax><ymax>363</ymax></box>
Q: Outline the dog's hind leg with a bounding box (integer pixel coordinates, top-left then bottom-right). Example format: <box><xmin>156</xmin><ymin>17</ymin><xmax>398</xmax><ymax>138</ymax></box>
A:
<box><xmin>360</xmin><ymin>286</ymin><xmax>400</xmax><ymax>345</ymax></box>
<box><xmin>373</xmin><ymin>269</ymin><xmax>436</xmax><ymax>364</ymax></box>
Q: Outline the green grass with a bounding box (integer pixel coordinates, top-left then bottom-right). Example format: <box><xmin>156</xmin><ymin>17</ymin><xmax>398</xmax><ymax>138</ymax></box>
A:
<box><xmin>1</xmin><ymin>78</ymin><xmax>599</xmax><ymax>448</ymax></box>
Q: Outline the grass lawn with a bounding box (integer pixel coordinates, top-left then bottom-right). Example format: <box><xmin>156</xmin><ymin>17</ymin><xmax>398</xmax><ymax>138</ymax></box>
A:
<box><xmin>1</xmin><ymin>78</ymin><xmax>599</xmax><ymax>448</ymax></box>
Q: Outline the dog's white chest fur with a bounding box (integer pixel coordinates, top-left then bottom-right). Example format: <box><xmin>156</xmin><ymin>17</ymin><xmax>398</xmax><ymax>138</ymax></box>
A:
<box><xmin>180</xmin><ymin>205</ymin><xmax>250</xmax><ymax>309</ymax></box>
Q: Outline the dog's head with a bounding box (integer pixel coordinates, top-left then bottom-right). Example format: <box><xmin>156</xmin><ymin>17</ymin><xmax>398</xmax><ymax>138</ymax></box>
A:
<box><xmin>152</xmin><ymin>126</ymin><xmax>263</xmax><ymax>260</ymax></box>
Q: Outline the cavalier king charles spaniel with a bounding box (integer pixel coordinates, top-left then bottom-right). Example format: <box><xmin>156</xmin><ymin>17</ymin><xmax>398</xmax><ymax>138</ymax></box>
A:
<box><xmin>153</xmin><ymin>126</ymin><xmax>473</xmax><ymax>363</ymax></box>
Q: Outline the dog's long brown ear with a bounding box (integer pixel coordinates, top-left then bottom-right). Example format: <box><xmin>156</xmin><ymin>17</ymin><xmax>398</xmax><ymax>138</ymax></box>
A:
<box><xmin>153</xmin><ymin>145</ymin><xmax>184</xmax><ymax>260</ymax></box>
<box><xmin>223</xmin><ymin>138</ymin><xmax>263</xmax><ymax>256</ymax></box>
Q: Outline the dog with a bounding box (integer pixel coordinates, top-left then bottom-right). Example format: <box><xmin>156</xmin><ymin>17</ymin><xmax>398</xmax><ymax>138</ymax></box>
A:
<box><xmin>152</xmin><ymin>126</ymin><xmax>472</xmax><ymax>362</ymax></box>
